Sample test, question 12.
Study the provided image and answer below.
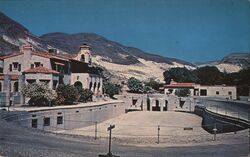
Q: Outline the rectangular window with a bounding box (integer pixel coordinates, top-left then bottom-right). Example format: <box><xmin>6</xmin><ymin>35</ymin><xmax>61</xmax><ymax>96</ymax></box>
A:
<box><xmin>216</xmin><ymin>91</ymin><xmax>219</xmax><ymax>95</ymax></box>
<box><xmin>43</xmin><ymin>117</ymin><xmax>50</xmax><ymax>126</ymax></box>
<box><xmin>57</xmin><ymin>116</ymin><xmax>63</xmax><ymax>125</ymax></box>
<box><xmin>34</xmin><ymin>62</ymin><xmax>41</xmax><ymax>67</ymax></box>
<box><xmin>200</xmin><ymin>89</ymin><xmax>207</xmax><ymax>96</ymax></box>
<box><xmin>228</xmin><ymin>91</ymin><xmax>232</xmax><ymax>95</ymax></box>
<box><xmin>31</xmin><ymin>64</ymin><xmax>34</xmax><ymax>69</ymax></box>
<box><xmin>13</xmin><ymin>62</ymin><xmax>18</xmax><ymax>70</ymax></box>
<box><xmin>9</xmin><ymin>64</ymin><xmax>12</xmax><ymax>71</ymax></box>
<box><xmin>32</xmin><ymin>119</ymin><xmax>38</xmax><ymax>128</ymax></box>
<box><xmin>18</xmin><ymin>64</ymin><xmax>21</xmax><ymax>71</ymax></box>
<box><xmin>40</xmin><ymin>80</ymin><xmax>50</xmax><ymax>84</ymax></box>
<box><xmin>53</xmin><ymin>80</ymin><xmax>58</xmax><ymax>90</ymax></box>
<box><xmin>27</xmin><ymin>79</ymin><xmax>36</xmax><ymax>84</ymax></box>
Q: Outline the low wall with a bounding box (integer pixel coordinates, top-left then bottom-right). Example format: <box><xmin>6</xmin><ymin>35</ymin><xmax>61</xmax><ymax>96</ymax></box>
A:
<box><xmin>6</xmin><ymin>100</ymin><xmax>125</xmax><ymax>131</ymax></box>
<box><xmin>124</xmin><ymin>93</ymin><xmax>195</xmax><ymax>112</ymax></box>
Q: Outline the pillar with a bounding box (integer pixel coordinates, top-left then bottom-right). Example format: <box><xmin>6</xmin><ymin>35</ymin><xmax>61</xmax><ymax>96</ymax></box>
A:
<box><xmin>159</xmin><ymin>98</ymin><xmax>164</xmax><ymax>112</ymax></box>
<box><xmin>149</xmin><ymin>98</ymin><xmax>154</xmax><ymax>111</ymax></box>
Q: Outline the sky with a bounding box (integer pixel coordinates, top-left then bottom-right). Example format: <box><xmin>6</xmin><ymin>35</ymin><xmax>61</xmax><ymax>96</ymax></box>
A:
<box><xmin>0</xmin><ymin>0</ymin><xmax>249</xmax><ymax>63</ymax></box>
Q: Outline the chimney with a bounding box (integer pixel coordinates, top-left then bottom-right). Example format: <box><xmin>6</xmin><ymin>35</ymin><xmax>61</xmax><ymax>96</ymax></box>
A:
<box><xmin>21</xmin><ymin>43</ymin><xmax>33</xmax><ymax>70</ymax></box>
<box><xmin>22</xmin><ymin>43</ymin><xmax>33</xmax><ymax>52</ymax></box>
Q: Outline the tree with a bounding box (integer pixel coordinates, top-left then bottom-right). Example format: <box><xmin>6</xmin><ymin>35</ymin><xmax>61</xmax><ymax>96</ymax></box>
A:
<box><xmin>103</xmin><ymin>82</ymin><xmax>121</xmax><ymax>98</ymax></box>
<box><xmin>21</xmin><ymin>82</ymin><xmax>57</xmax><ymax>106</ymax></box>
<box><xmin>78</xmin><ymin>88</ymin><xmax>93</xmax><ymax>102</ymax></box>
<box><xmin>194</xmin><ymin>66</ymin><xmax>224</xmax><ymax>85</ymax></box>
<box><xmin>163</xmin><ymin>67</ymin><xmax>199</xmax><ymax>84</ymax></box>
<box><xmin>144</xmin><ymin>78</ymin><xmax>164</xmax><ymax>91</ymax></box>
<box><xmin>56</xmin><ymin>84</ymin><xmax>79</xmax><ymax>105</ymax></box>
<box><xmin>175</xmin><ymin>88</ymin><xmax>191</xmax><ymax>97</ymax></box>
<box><xmin>127</xmin><ymin>77</ymin><xmax>144</xmax><ymax>93</ymax></box>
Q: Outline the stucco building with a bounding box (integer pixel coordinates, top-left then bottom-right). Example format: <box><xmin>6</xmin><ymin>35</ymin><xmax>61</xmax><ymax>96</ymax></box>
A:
<box><xmin>164</xmin><ymin>81</ymin><xmax>237</xmax><ymax>100</ymax></box>
<box><xmin>0</xmin><ymin>43</ymin><xmax>103</xmax><ymax>106</ymax></box>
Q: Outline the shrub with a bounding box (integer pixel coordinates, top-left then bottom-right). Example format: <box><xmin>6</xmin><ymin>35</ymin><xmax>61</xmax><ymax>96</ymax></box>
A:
<box><xmin>21</xmin><ymin>82</ymin><xmax>57</xmax><ymax>106</ymax></box>
<box><xmin>175</xmin><ymin>88</ymin><xmax>191</xmax><ymax>97</ymax></box>
<box><xmin>127</xmin><ymin>77</ymin><xmax>144</xmax><ymax>93</ymax></box>
<box><xmin>103</xmin><ymin>82</ymin><xmax>121</xmax><ymax>98</ymax></box>
<box><xmin>78</xmin><ymin>88</ymin><xmax>93</xmax><ymax>102</ymax></box>
<box><xmin>56</xmin><ymin>84</ymin><xmax>79</xmax><ymax>105</ymax></box>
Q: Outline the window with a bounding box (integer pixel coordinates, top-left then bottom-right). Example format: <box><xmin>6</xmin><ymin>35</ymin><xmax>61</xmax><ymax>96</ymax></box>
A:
<box><xmin>228</xmin><ymin>91</ymin><xmax>232</xmax><ymax>95</ymax></box>
<box><xmin>32</xmin><ymin>119</ymin><xmax>38</xmax><ymax>128</ymax></box>
<box><xmin>57</xmin><ymin>116</ymin><xmax>63</xmax><ymax>125</ymax></box>
<box><xmin>18</xmin><ymin>64</ymin><xmax>21</xmax><ymax>71</ymax></box>
<box><xmin>27</xmin><ymin>79</ymin><xmax>36</xmax><ymax>84</ymax></box>
<box><xmin>53</xmin><ymin>80</ymin><xmax>58</xmax><ymax>90</ymax></box>
<box><xmin>14</xmin><ymin>82</ymin><xmax>19</xmax><ymax>92</ymax></box>
<box><xmin>89</xmin><ymin>82</ymin><xmax>92</xmax><ymax>90</ymax></box>
<box><xmin>0</xmin><ymin>82</ymin><xmax>2</xmax><ymax>92</ymax></box>
<box><xmin>81</xmin><ymin>55</ymin><xmax>85</xmax><ymax>62</ymax></box>
<box><xmin>9</xmin><ymin>64</ymin><xmax>12</xmax><ymax>71</ymax></box>
<box><xmin>31</xmin><ymin>64</ymin><xmax>34</xmax><ymax>69</ymax></box>
<box><xmin>13</xmin><ymin>62</ymin><xmax>18</xmax><ymax>70</ymax></box>
<box><xmin>43</xmin><ymin>117</ymin><xmax>50</xmax><ymax>126</ymax></box>
<box><xmin>200</xmin><ymin>89</ymin><xmax>207</xmax><ymax>96</ymax></box>
<box><xmin>34</xmin><ymin>62</ymin><xmax>41</xmax><ymax>67</ymax></box>
<box><xmin>216</xmin><ymin>91</ymin><xmax>219</xmax><ymax>95</ymax></box>
<box><xmin>39</xmin><ymin>80</ymin><xmax>50</xmax><ymax>84</ymax></box>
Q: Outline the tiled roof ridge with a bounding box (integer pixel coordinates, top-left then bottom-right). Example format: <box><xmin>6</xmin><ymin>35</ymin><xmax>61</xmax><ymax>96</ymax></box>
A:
<box><xmin>23</xmin><ymin>66</ymin><xmax>59</xmax><ymax>74</ymax></box>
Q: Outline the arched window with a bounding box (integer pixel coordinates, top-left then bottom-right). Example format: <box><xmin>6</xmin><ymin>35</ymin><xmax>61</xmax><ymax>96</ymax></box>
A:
<box><xmin>97</xmin><ymin>82</ymin><xmax>100</xmax><ymax>90</ymax></box>
<box><xmin>14</xmin><ymin>82</ymin><xmax>19</xmax><ymax>92</ymax></box>
<box><xmin>74</xmin><ymin>81</ymin><xmax>83</xmax><ymax>90</ymax></box>
<box><xmin>81</xmin><ymin>55</ymin><xmax>85</xmax><ymax>62</ymax></box>
<box><xmin>89</xmin><ymin>82</ymin><xmax>92</xmax><ymax>90</ymax></box>
<box><xmin>93</xmin><ymin>82</ymin><xmax>97</xmax><ymax>91</ymax></box>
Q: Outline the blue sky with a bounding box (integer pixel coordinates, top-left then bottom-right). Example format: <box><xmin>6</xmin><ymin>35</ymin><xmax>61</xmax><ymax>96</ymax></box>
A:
<box><xmin>0</xmin><ymin>0</ymin><xmax>249</xmax><ymax>62</ymax></box>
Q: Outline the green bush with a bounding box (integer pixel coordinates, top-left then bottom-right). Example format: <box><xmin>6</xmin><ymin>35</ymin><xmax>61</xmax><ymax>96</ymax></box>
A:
<box><xmin>56</xmin><ymin>84</ymin><xmax>79</xmax><ymax>105</ymax></box>
<box><xmin>21</xmin><ymin>82</ymin><xmax>57</xmax><ymax>106</ymax></box>
<box><xmin>174</xmin><ymin>88</ymin><xmax>191</xmax><ymax>97</ymax></box>
<box><xmin>103</xmin><ymin>82</ymin><xmax>121</xmax><ymax>98</ymax></box>
<box><xmin>78</xmin><ymin>88</ymin><xmax>93</xmax><ymax>102</ymax></box>
<box><xmin>127</xmin><ymin>77</ymin><xmax>144</xmax><ymax>93</ymax></box>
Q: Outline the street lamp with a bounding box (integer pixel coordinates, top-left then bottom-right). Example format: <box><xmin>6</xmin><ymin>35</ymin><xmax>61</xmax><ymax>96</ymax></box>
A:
<box><xmin>98</xmin><ymin>125</ymin><xmax>119</xmax><ymax>157</ymax></box>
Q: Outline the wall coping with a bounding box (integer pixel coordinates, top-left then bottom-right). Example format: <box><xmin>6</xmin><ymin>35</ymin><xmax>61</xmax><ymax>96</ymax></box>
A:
<box><xmin>8</xmin><ymin>100</ymin><xmax>124</xmax><ymax>112</ymax></box>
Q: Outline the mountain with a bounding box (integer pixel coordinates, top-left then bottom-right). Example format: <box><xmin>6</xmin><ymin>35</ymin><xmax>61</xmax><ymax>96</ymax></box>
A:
<box><xmin>40</xmin><ymin>32</ymin><xmax>194</xmax><ymax>66</ymax></box>
<box><xmin>0</xmin><ymin>12</ymin><xmax>51</xmax><ymax>55</ymax></box>
<box><xmin>196</xmin><ymin>53</ymin><xmax>250</xmax><ymax>73</ymax></box>
<box><xmin>220</xmin><ymin>53</ymin><xmax>250</xmax><ymax>68</ymax></box>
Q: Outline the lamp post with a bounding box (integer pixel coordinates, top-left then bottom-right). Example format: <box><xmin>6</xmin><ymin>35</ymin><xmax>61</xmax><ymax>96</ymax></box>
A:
<box><xmin>107</xmin><ymin>125</ymin><xmax>115</xmax><ymax>156</ymax></box>
<box><xmin>213</xmin><ymin>123</ymin><xmax>217</xmax><ymax>141</ymax></box>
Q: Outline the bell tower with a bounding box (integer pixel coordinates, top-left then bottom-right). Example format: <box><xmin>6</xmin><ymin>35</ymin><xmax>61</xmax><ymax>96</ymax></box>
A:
<box><xmin>75</xmin><ymin>44</ymin><xmax>92</xmax><ymax>64</ymax></box>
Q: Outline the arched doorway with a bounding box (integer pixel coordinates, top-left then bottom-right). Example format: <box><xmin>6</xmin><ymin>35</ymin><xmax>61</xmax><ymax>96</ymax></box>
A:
<box><xmin>89</xmin><ymin>82</ymin><xmax>93</xmax><ymax>90</ymax></box>
<box><xmin>74</xmin><ymin>81</ymin><xmax>82</xmax><ymax>90</ymax></box>
<box><xmin>93</xmin><ymin>82</ymin><xmax>96</xmax><ymax>92</ymax></box>
<box><xmin>81</xmin><ymin>55</ymin><xmax>85</xmax><ymax>62</ymax></box>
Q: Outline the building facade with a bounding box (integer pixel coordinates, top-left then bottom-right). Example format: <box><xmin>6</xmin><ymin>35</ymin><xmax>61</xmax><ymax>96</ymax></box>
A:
<box><xmin>164</xmin><ymin>81</ymin><xmax>237</xmax><ymax>100</ymax></box>
<box><xmin>0</xmin><ymin>44</ymin><xmax>103</xmax><ymax>107</ymax></box>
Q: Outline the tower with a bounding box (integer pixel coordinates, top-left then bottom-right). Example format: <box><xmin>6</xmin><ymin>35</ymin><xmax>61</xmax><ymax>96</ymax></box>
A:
<box><xmin>75</xmin><ymin>44</ymin><xmax>92</xmax><ymax>64</ymax></box>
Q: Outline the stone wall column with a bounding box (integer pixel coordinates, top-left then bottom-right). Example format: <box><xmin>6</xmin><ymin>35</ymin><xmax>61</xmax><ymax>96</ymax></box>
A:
<box><xmin>142</xmin><ymin>96</ymin><xmax>147</xmax><ymax>111</ymax></box>
<box><xmin>149</xmin><ymin>98</ymin><xmax>154</xmax><ymax>111</ymax></box>
<box><xmin>160</xmin><ymin>98</ymin><xmax>164</xmax><ymax>112</ymax></box>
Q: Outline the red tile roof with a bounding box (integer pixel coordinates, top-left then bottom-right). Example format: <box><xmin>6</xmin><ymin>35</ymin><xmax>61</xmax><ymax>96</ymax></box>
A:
<box><xmin>164</xmin><ymin>83</ymin><xmax>195</xmax><ymax>88</ymax></box>
<box><xmin>1</xmin><ymin>52</ymin><xmax>24</xmax><ymax>59</ymax></box>
<box><xmin>23</xmin><ymin>66</ymin><xmax>59</xmax><ymax>74</ymax></box>
<box><xmin>0</xmin><ymin>74</ymin><xmax>19</xmax><ymax>80</ymax></box>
